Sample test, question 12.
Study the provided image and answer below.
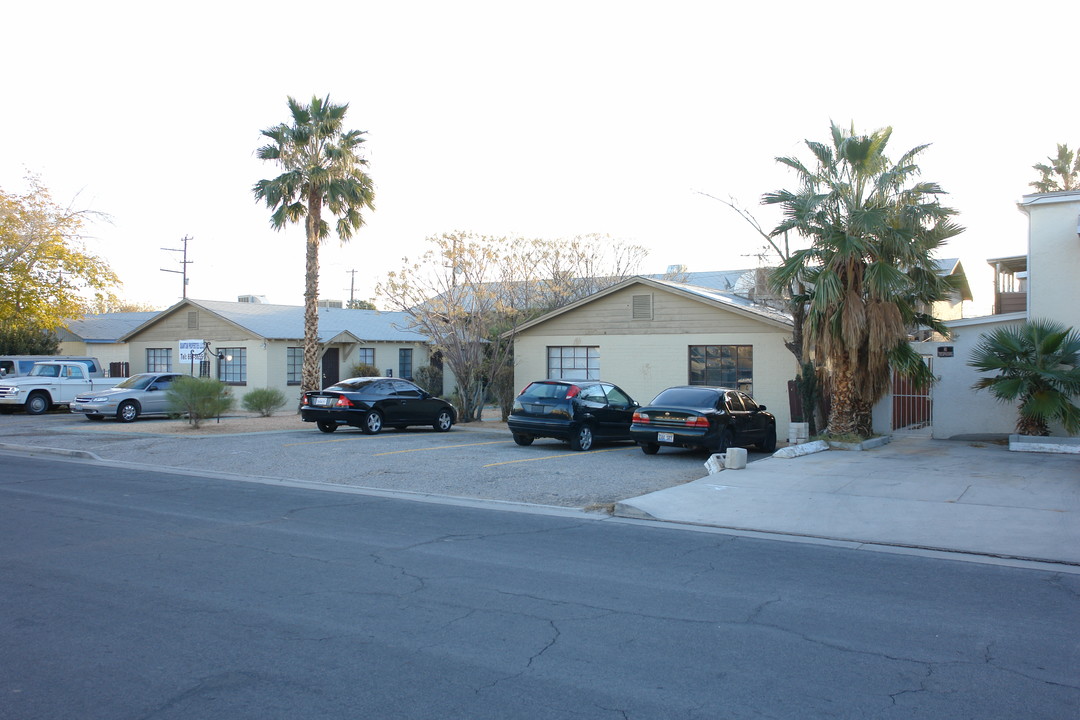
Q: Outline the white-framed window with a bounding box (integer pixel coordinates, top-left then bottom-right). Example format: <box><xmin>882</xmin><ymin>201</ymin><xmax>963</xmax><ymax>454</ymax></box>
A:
<box><xmin>147</xmin><ymin>348</ymin><xmax>172</xmax><ymax>372</ymax></box>
<box><xmin>357</xmin><ymin>348</ymin><xmax>374</xmax><ymax>366</ymax></box>
<box><xmin>287</xmin><ymin>347</ymin><xmax>302</xmax><ymax>385</ymax></box>
<box><xmin>547</xmin><ymin>346</ymin><xmax>599</xmax><ymax>380</ymax></box>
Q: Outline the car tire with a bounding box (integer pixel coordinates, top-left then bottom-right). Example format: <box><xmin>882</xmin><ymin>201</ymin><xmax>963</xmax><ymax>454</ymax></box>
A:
<box><xmin>760</xmin><ymin>425</ymin><xmax>777</xmax><ymax>453</ymax></box>
<box><xmin>24</xmin><ymin>392</ymin><xmax>50</xmax><ymax>415</ymax></box>
<box><xmin>640</xmin><ymin>442</ymin><xmax>660</xmax><ymax>455</ymax></box>
<box><xmin>569</xmin><ymin>424</ymin><xmax>594</xmax><ymax>451</ymax></box>
<box><xmin>362</xmin><ymin>411</ymin><xmax>384</xmax><ymax>435</ymax></box>
<box><xmin>716</xmin><ymin>427</ymin><xmax>735</xmax><ymax>454</ymax></box>
<box><xmin>85</xmin><ymin>414</ymin><xmax>105</xmax><ymax>421</ymax></box>
<box><xmin>316</xmin><ymin>420</ymin><xmax>337</xmax><ymax>433</ymax></box>
<box><xmin>513</xmin><ymin>433</ymin><xmax>534</xmax><ymax>446</ymax></box>
<box><xmin>117</xmin><ymin>400</ymin><xmax>139</xmax><ymax>423</ymax></box>
<box><xmin>433</xmin><ymin>409</ymin><xmax>454</xmax><ymax>432</ymax></box>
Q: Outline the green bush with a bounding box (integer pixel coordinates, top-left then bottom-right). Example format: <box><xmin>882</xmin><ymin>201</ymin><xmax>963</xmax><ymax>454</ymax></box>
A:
<box><xmin>166</xmin><ymin>376</ymin><xmax>234</xmax><ymax>428</ymax></box>
<box><xmin>413</xmin><ymin>365</ymin><xmax>443</xmax><ymax>396</ymax></box>
<box><xmin>241</xmin><ymin>387</ymin><xmax>288</xmax><ymax>417</ymax></box>
<box><xmin>347</xmin><ymin>362</ymin><xmax>380</xmax><ymax>378</ymax></box>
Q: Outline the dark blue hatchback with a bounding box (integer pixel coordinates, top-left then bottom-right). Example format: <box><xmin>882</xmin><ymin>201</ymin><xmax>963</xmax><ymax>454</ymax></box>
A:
<box><xmin>508</xmin><ymin>380</ymin><xmax>640</xmax><ymax>451</ymax></box>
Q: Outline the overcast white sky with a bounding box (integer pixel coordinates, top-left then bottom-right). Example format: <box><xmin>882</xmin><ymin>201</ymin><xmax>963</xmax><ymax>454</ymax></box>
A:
<box><xmin>3</xmin><ymin>0</ymin><xmax>1077</xmax><ymax>315</ymax></box>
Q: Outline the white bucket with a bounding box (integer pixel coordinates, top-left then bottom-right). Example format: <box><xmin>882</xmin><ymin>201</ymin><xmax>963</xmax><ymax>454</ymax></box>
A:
<box><xmin>788</xmin><ymin>422</ymin><xmax>809</xmax><ymax>445</ymax></box>
<box><xmin>720</xmin><ymin>447</ymin><xmax>747</xmax><ymax>470</ymax></box>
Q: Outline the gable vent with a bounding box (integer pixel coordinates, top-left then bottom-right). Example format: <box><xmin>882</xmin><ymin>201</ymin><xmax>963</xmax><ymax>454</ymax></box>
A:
<box><xmin>632</xmin><ymin>294</ymin><xmax>653</xmax><ymax>320</ymax></box>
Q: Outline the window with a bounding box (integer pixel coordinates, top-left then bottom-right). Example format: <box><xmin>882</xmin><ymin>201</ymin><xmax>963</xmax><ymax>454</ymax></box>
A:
<box><xmin>688</xmin><ymin>345</ymin><xmax>753</xmax><ymax>394</ymax></box>
<box><xmin>287</xmin><ymin>347</ymin><xmax>302</xmax><ymax>385</ymax></box>
<box><xmin>147</xmin><ymin>348</ymin><xmax>172</xmax><ymax>372</ymax></box>
<box><xmin>357</xmin><ymin>348</ymin><xmax>374</xmax><ymax>366</ymax></box>
<box><xmin>218</xmin><ymin>347</ymin><xmax>246</xmax><ymax>384</ymax></box>
<box><xmin>548</xmin><ymin>346</ymin><xmax>599</xmax><ymax>380</ymax></box>
<box><xmin>398</xmin><ymin>348</ymin><xmax>413</xmax><ymax>380</ymax></box>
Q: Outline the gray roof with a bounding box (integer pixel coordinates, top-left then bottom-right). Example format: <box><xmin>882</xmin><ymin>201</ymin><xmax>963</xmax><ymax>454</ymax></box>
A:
<box><xmin>121</xmin><ymin>299</ymin><xmax>427</xmax><ymax>344</ymax></box>
<box><xmin>58</xmin><ymin>312</ymin><xmax>160</xmax><ymax>343</ymax></box>
<box><xmin>644</xmin><ymin>269</ymin><xmax>755</xmax><ymax>292</ymax></box>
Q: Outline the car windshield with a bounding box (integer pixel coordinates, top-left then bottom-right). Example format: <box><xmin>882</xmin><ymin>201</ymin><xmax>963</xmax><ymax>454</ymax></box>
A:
<box><xmin>114</xmin><ymin>375</ymin><xmax>156</xmax><ymax>390</ymax></box>
<box><xmin>650</xmin><ymin>388</ymin><xmax>721</xmax><ymax>407</ymax></box>
<box><xmin>28</xmin><ymin>364</ymin><xmax>61</xmax><ymax>377</ymax></box>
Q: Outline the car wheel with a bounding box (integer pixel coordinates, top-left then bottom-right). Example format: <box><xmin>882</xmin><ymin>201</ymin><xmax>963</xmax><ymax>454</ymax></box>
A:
<box><xmin>513</xmin><ymin>433</ymin><xmax>534</xmax><ymax>446</ymax></box>
<box><xmin>716</xmin><ymin>427</ymin><xmax>735</xmax><ymax>454</ymax></box>
<box><xmin>569</xmin><ymin>424</ymin><xmax>594</xmax><ymax>451</ymax></box>
<box><xmin>433</xmin><ymin>409</ymin><xmax>454</xmax><ymax>432</ymax></box>
<box><xmin>362</xmin><ymin>411</ymin><xmax>384</xmax><ymax>435</ymax></box>
<box><xmin>85</xmin><ymin>414</ymin><xmax>105</xmax><ymax>421</ymax></box>
<box><xmin>117</xmin><ymin>400</ymin><xmax>139</xmax><ymax>423</ymax></box>
<box><xmin>316</xmin><ymin>420</ymin><xmax>337</xmax><ymax>433</ymax></box>
<box><xmin>24</xmin><ymin>392</ymin><xmax>50</xmax><ymax>415</ymax></box>
<box><xmin>640</xmin><ymin>442</ymin><xmax>660</xmax><ymax>455</ymax></box>
<box><xmin>759</xmin><ymin>425</ymin><xmax>777</xmax><ymax>453</ymax></box>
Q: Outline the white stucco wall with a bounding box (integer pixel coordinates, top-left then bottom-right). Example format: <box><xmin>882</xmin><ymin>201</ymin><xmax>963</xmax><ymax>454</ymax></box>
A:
<box><xmin>1021</xmin><ymin>191</ymin><xmax>1080</xmax><ymax>330</ymax></box>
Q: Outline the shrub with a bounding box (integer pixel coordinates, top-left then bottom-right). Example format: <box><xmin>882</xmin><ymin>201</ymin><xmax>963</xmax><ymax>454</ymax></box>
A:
<box><xmin>241</xmin><ymin>387</ymin><xmax>288</xmax><ymax>417</ymax></box>
<box><xmin>413</xmin><ymin>365</ymin><xmax>443</xmax><ymax>396</ymax></box>
<box><xmin>347</xmin><ymin>362</ymin><xmax>380</xmax><ymax>378</ymax></box>
<box><xmin>166</xmin><ymin>376</ymin><xmax>234</xmax><ymax>428</ymax></box>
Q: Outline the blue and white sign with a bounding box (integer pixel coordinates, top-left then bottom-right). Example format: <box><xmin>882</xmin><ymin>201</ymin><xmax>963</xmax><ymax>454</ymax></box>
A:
<box><xmin>179</xmin><ymin>339</ymin><xmax>205</xmax><ymax>362</ymax></box>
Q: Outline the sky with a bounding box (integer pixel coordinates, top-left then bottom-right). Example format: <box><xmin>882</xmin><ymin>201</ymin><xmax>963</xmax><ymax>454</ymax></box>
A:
<box><xmin>3</xmin><ymin>0</ymin><xmax>1078</xmax><ymax>316</ymax></box>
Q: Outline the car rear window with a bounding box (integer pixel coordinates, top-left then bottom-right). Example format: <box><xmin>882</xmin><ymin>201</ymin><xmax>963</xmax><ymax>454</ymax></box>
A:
<box><xmin>519</xmin><ymin>382</ymin><xmax>573</xmax><ymax>400</ymax></box>
<box><xmin>650</xmin><ymin>388</ymin><xmax>721</xmax><ymax>407</ymax></box>
<box><xmin>327</xmin><ymin>378</ymin><xmax>382</xmax><ymax>392</ymax></box>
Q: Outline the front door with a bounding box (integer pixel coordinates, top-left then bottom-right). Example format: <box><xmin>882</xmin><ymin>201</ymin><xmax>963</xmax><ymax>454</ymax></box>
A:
<box><xmin>321</xmin><ymin>348</ymin><xmax>340</xmax><ymax>388</ymax></box>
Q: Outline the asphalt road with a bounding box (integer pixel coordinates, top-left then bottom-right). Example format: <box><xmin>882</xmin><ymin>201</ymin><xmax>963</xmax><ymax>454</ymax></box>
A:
<box><xmin>3</xmin><ymin>454</ymin><xmax>1077</xmax><ymax>719</ymax></box>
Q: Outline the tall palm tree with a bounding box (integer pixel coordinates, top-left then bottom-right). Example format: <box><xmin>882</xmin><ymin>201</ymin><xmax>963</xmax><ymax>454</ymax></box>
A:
<box><xmin>253</xmin><ymin>95</ymin><xmax>375</xmax><ymax>395</ymax></box>
<box><xmin>969</xmin><ymin>320</ymin><xmax>1080</xmax><ymax>436</ymax></box>
<box><xmin>765</xmin><ymin>122</ymin><xmax>964</xmax><ymax>437</ymax></box>
<box><xmin>1030</xmin><ymin>143</ymin><xmax>1079</xmax><ymax>193</ymax></box>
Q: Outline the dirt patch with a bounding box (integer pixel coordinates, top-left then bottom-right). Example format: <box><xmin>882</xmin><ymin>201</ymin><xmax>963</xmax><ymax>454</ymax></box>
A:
<box><xmin>78</xmin><ymin>412</ymin><xmax>308</xmax><ymax>436</ymax></box>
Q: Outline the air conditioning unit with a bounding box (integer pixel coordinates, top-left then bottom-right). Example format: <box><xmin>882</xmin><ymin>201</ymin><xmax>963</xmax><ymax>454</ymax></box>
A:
<box><xmin>317</xmin><ymin>299</ymin><xmax>344</xmax><ymax>309</ymax></box>
<box><xmin>237</xmin><ymin>295</ymin><xmax>266</xmax><ymax>303</ymax></box>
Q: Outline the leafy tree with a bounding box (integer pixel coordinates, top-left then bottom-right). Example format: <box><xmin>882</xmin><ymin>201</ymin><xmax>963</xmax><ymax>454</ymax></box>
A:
<box><xmin>166</xmin><ymin>376</ymin><xmax>234</xmax><ymax>428</ymax></box>
<box><xmin>91</xmin><ymin>298</ymin><xmax>161</xmax><ymax>313</ymax></box>
<box><xmin>378</xmin><ymin>232</ymin><xmax>645</xmax><ymax>422</ymax></box>
<box><xmin>253</xmin><ymin>95</ymin><xmax>375</xmax><ymax>397</ymax></box>
<box><xmin>969</xmin><ymin>319</ymin><xmax>1080</xmax><ymax>436</ymax></box>
<box><xmin>0</xmin><ymin>176</ymin><xmax>119</xmax><ymax>331</ymax></box>
<box><xmin>0</xmin><ymin>325</ymin><xmax>60</xmax><ymax>355</ymax></box>
<box><xmin>765</xmin><ymin>122</ymin><xmax>964</xmax><ymax>437</ymax></box>
<box><xmin>346</xmin><ymin>298</ymin><xmax>376</xmax><ymax>310</ymax></box>
<box><xmin>1030</xmin><ymin>143</ymin><xmax>1079</xmax><ymax>193</ymax></box>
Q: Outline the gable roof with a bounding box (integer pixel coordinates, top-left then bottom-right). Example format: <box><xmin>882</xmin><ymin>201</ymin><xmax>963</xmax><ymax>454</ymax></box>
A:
<box><xmin>57</xmin><ymin>312</ymin><xmax>160</xmax><ymax>343</ymax></box>
<box><xmin>119</xmin><ymin>299</ymin><xmax>428</xmax><ymax>344</ymax></box>
<box><xmin>513</xmin><ymin>275</ymin><xmax>794</xmax><ymax>335</ymax></box>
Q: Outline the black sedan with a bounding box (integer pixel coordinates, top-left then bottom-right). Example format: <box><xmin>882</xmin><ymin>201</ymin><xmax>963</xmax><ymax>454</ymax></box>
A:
<box><xmin>630</xmin><ymin>386</ymin><xmax>776</xmax><ymax>455</ymax></box>
<box><xmin>301</xmin><ymin>377</ymin><xmax>456</xmax><ymax>434</ymax></box>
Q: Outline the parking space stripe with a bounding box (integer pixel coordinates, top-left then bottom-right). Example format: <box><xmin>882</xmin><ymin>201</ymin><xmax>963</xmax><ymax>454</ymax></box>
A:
<box><xmin>374</xmin><ymin>440</ymin><xmax>508</xmax><ymax>456</ymax></box>
<box><xmin>483</xmin><ymin>446</ymin><xmax>635</xmax><ymax>467</ymax></box>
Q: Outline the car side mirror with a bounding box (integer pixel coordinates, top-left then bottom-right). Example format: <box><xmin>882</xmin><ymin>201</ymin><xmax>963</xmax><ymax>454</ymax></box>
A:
<box><xmin>757</xmin><ymin>405</ymin><xmax>766</xmax><ymax>412</ymax></box>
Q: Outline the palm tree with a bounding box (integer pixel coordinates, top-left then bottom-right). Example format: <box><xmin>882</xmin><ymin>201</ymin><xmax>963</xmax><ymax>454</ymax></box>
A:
<box><xmin>253</xmin><ymin>96</ymin><xmax>375</xmax><ymax>395</ymax></box>
<box><xmin>765</xmin><ymin>122</ymin><xmax>964</xmax><ymax>437</ymax></box>
<box><xmin>1030</xmin><ymin>143</ymin><xmax>1079</xmax><ymax>193</ymax></box>
<box><xmin>969</xmin><ymin>320</ymin><xmax>1080</xmax><ymax>436</ymax></box>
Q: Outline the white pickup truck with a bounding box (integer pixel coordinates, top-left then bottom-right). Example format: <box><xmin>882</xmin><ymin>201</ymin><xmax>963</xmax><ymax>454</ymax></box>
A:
<box><xmin>0</xmin><ymin>361</ymin><xmax>124</xmax><ymax>415</ymax></box>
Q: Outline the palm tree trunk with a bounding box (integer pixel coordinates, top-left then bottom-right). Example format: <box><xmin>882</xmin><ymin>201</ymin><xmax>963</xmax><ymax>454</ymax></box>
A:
<box><xmin>301</xmin><ymin>192</ymin><xmax>323</xmax><ymax>396</ymax></box>
<box><xmin>827</xmin><ymin>353</ymin><xmax>858</xmax><ymax>436</ymax></box>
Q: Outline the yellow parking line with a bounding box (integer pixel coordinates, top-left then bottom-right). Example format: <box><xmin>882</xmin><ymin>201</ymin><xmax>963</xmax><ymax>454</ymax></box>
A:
<box><xmin>374</xmin><ymin>440</ymin><xmax>508</xmax><ymax>456</ymax></box>
<box><xmin>483</xmin><ymin>446</ymin><xmax>633</xmax><ymax>467</ymax></box>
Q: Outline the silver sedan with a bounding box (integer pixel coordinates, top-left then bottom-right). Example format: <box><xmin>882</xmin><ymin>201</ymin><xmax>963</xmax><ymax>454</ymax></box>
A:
<box><xmin>71</xmin><ymin>372</ymin><xmax>182</xmax><ymax>422</ymax></box>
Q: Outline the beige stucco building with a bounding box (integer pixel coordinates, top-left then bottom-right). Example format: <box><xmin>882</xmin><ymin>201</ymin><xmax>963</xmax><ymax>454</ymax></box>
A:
<box><xmin>512</xmin><ymin>276</ymin><xmax>796</xmax><ymax>437</ymax></box>
<box><xmin>1020</xmin><ymin>190</ymin><xmax>1080</xmax><ymax>330</ymax></box>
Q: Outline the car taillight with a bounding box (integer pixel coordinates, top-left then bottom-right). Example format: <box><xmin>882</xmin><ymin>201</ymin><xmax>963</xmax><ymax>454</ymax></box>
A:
<box><xmin>301</xmin><ymin>396</ymin><xmax>309</xmax><ymax>406</ymax></box>
<box><xmin>685</xmin><ymin>415</ymin><xmax>709</xmax><ymax>428</ymax></box>
<box><xmin>335</xmin><ymin>396</ymin><xmax>353</xmax><ymax>407</ymax></box>
<box><xmin>565</xmin><ymin>385</ymin><xmax>581</xmax><ymax>399</ymax></box>
<box><xmin>632</xmin><ymin>411</ymin><xmax>649</xmax><ymax>423</ymax></box>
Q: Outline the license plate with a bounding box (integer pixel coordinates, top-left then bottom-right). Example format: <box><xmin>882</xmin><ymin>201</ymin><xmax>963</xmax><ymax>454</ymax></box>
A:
<box><xmin>314</xmin><ymin>397</ymin><xmax>333</xmax><ymax>407</ymax></box>
<box><xmin>658</xmin><ymin>432</ymin><xmax>674</xmax><ymax>443</ymax></box>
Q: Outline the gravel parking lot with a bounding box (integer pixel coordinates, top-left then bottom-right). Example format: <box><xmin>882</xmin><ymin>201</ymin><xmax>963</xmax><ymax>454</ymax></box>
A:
<box><xmin>0</xmin><ymin>411</ymin><xmax>769</xmax><ymax>508</ymax></box>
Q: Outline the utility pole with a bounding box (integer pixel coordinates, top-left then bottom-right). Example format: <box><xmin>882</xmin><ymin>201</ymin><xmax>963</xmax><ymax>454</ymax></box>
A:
<box><xmin>346</xmin><ymin>269</ymin><xmax>358</xmax><ymax>305</ymax></box>
<box><xmin>161</xmin><ymin>236</ymin><xmax>192</xmax><ymax>298</ymax></box>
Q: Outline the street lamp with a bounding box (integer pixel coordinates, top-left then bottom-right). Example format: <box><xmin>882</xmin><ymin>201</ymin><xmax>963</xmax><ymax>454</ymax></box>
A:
<box><xmin>189</xmin><ymin>341</ymin><xmax>232</xmax><ymax>378</ymax></box>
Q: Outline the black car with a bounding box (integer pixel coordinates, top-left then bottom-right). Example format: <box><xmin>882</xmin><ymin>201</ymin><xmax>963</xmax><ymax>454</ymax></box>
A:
<box><xmin>630</xmin><ymin>386</ymin><xmax>776</xmax><ymax>455</ymax></box>
<box><xmin>507</xmin><ymin>379</ymin><xmax>639</xmax><ymax>451</ymax></box>
<box><xmin>301</xmin><ymin>377</ymin><xmax>455</xmax><ymax>434</ymax></box>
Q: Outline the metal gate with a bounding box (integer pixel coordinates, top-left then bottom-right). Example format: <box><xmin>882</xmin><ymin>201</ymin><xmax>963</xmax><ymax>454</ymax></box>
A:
<box><xmin>891</xmin><ymin>356</ymin><xmax>933</xmax><ymax>436</ymax></box>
